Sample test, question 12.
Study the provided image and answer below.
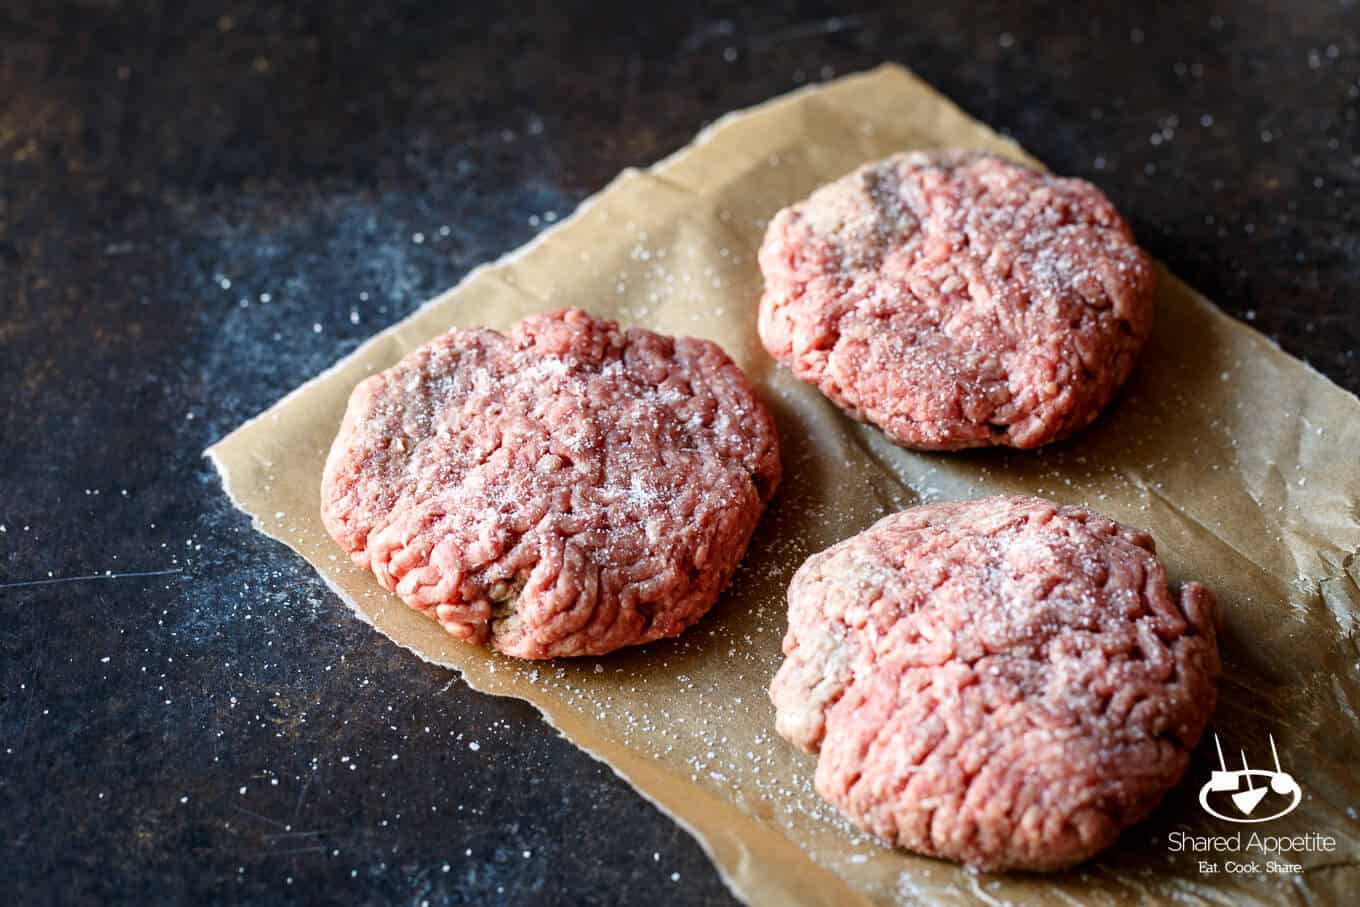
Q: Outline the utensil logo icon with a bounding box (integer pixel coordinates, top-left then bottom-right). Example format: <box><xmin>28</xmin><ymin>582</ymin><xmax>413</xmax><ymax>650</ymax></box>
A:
<box><xmin>1198</xmin><ymin>733</ymin><xmax>1301</xmax><ymax>823</ymax></box>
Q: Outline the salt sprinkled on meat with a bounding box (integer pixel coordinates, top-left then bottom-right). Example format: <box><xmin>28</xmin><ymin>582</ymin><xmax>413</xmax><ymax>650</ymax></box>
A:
<box><xmin>759</xmin><ymin>151</ymin><xmax>1155</xmax><ymax>450</ymax></box>
<box><xmin>770</xmin><ymin>495</ymin><xmax>1220</xmax><ymax>871</ymax></box>
<box><xmin>321</xmin><ymin>308</ymin><xmax>780</xmax><ymax>658</ymax></box>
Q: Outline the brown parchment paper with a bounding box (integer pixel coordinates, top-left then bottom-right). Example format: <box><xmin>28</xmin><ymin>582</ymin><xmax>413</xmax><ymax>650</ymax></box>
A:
<box><xmin>207</xmin><ymin>65</ymin><xmax>1360</xmax><ymax>905</ymax></box>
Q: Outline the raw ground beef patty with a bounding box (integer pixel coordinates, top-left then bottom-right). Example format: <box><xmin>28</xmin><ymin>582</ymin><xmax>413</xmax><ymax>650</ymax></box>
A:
<box><xmin>321</xmin><ymin>308</ymin><xmax>781</xmax><ymax>659</ymax></box>
<box><xmin>758</xmin><ymin>151</ymin><xmax>1155</xmax><ymax>450</ymax></box>
<box><xmin>769</xmin><ymin>496</ymin><xmax>1220</xmax><ymax>871</ymax></box>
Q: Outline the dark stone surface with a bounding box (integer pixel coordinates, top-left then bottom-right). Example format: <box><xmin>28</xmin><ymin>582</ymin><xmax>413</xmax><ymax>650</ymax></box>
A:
<box><xmin>2</xmin><ymin>2</ymin><xmax>1356</xmax><ymax>904</ymax></box>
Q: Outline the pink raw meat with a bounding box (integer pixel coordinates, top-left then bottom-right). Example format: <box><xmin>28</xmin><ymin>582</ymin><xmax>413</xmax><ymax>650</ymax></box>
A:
<box><xmin>758</xmin><ymin>151</ymin><xmax>1155</xmax><ymax>450</ymax></box>
<box><xmin>770</xmin><ymin>495</ymin><xmax>1220</xmax><ymax>871</ymax></box>
<box><xmin>322</xmin><ymin>308</ymin><xmax>781</xmax><ymax>658</ymax></box>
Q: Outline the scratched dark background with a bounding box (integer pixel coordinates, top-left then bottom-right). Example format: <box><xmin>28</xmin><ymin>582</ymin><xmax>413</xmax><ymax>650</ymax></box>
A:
<box><xmin>2</xmin><ymin>1</ymin><xmax>1358</xmax><ymax>905</ymax></box>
